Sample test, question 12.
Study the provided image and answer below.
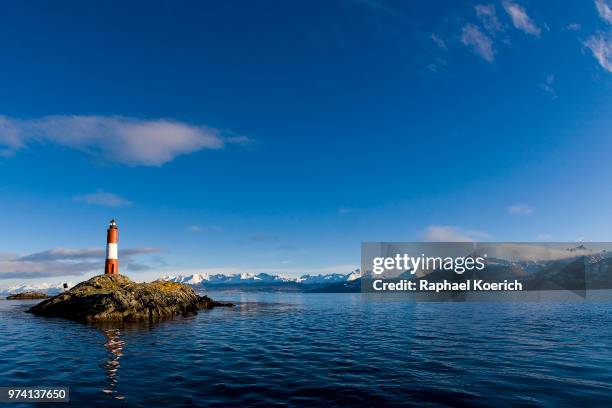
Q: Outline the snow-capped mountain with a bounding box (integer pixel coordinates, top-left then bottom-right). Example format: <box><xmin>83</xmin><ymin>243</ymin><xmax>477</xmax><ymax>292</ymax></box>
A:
<box><xmin>295</xmin><ymin>270</ymin><xmax>360</xmax><ymax>284</ymax></box>
<box><xmin>159</xmin><ymin>270</ymin><xmax>361</xmax><ymax>288</ymax></box>
<box><xmin>159</xmin><ymin>272</ymin><xmax>295</xmax><ymax>285</ymax></box>
<box><xmin>0</xmin><ymin>282</ymin><xmax>75</xmax><ymax>296</ymax></box>
<box><xmin>346</xmin><ymin>269</ymin><xmax>361</xmax><ymax>281</ymax></box>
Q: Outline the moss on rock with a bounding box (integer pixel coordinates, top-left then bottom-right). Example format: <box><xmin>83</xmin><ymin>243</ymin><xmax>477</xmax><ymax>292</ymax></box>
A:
<box><xmin>6</xmin><ymin>291</ymin><xmax>49</xmax><ymax>300</ymax></box>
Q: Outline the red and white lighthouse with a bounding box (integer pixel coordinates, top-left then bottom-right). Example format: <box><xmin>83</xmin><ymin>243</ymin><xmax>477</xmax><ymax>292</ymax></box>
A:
<box><xmin>105</xmin><ymin>219</ymin><xmax>119</xmax><ymax>275</ymax></box>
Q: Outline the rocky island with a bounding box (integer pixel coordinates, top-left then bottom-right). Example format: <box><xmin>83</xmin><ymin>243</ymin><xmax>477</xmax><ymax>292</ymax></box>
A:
<box><xmin>27</xmin><ymin>274</ymin><xmax>233</xmax><ymax>322</ymax></box>
<box><xmin>7</xmin><ymin>291</ymin><xmax>50</xmax><ymax>300</ymax></box>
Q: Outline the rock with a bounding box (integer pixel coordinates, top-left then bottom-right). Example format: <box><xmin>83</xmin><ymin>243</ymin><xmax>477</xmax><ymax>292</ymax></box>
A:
<box><xmin>6</xmin><ymin>291</ymin><xmax>50</xmax><ymax>300</ymax></box>
<box><xmin>26</xmin><ymin>274</ymin><xmax>234</xmax><ymax>322</ymax></box>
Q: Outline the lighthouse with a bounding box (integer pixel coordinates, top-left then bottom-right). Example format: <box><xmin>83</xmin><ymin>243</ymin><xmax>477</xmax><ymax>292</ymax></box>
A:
<box><xmin>105</xmin><ymin>219</ymin><xmax>119</xmax><ymax>275</ymax></box>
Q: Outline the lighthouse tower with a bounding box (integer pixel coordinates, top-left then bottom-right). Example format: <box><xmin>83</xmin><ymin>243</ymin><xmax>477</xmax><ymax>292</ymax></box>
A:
<box><xmin>105</xmin><ymin>219</ymin><xmax>119</xmax><ymax>275</ymax></box>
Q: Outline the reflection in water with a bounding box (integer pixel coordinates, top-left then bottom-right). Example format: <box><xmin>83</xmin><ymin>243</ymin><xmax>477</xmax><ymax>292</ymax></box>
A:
<box><xmin>102</xmin><ymin>329</ymin><xmax>125</xmax><ymax>400</ymax></box>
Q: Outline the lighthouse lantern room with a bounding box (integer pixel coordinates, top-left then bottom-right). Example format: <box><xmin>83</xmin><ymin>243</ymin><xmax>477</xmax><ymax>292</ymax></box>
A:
<box><xmin>105</xmin><ymin>219</ymin><xmax>119</xmax><ymax>275</ymax></box>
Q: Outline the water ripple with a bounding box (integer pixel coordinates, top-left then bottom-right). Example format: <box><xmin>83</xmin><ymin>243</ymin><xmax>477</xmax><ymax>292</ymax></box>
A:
<box><xmin>1</xmin><ymin>294</ymin><xmax>612</xmax><ymax>407</ymax></box>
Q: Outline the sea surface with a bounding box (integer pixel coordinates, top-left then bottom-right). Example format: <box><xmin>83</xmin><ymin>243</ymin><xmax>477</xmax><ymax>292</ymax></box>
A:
<box><xmin>1</xmin><ymin>292</ymin><xmax>612</xmax><ymax>407</ymax></box>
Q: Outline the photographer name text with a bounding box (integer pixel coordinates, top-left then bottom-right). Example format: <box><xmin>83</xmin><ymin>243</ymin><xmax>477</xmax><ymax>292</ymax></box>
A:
<box><xmin>372</xmin><ymin>279</ymin><xmax>523</xmax><ymax>292</ymax></box>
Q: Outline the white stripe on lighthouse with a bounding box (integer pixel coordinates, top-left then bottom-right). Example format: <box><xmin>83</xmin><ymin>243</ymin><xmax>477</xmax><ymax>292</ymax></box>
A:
<box><xmin>106</xmin><ymin>243</ymin><xmax>118</xmax><ymax>260</ymax></box>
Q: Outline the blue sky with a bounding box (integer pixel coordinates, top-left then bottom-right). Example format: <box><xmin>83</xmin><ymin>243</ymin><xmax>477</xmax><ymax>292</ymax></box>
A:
<box><xmin>1</xmin><ymin>0</ymin><xmax>612</xmax><ymax>286</ymax></box>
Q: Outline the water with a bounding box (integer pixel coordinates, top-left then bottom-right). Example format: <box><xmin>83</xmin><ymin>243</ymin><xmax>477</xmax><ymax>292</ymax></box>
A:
<box><xmin>1</xmin><ymin>292</ymin><xmax>612</xmax><ymax>407</ymax></box>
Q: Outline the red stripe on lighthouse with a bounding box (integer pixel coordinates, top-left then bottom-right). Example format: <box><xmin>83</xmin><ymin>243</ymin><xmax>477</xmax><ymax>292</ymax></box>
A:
<box><xmin>105</xmin><ymin>219</ymin><xmax>119</xmax><ymax>275</ymax></box>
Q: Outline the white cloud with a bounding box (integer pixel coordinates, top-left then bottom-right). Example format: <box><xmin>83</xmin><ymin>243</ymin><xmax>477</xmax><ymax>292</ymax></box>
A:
<box><xmin>163</xmin><ymin>264</ymin><xmax>358</xmax><ymax>279</ymax></box>
<box><xmin>595</xmin><ymin>0</ymin><xmax>612</xmax><ymax>24</ymax></box>
<box><xmin>74</xmin><ymin>190</ymin><xmax>132</xmax><ymax>207</ymax></box>
<box><xmin>427</xmin><ymin>57</ymin><xmax>448</xmax><ymax>74</ymax></box>
<box><xmin>423</xmin><ymin>225</ymin><xmax>490</xmax><ymax>242</ymax></box>
<box><xmin>585</xmin><ymin>32</ymin><xmax>612</xmax><ymax>72</ymax></box>
<box><xmin>540</xmin><ymin>74</ymin><xmax>557</xmax><ymax>98</ymax></box>
<box><xmin>431</xmin><ymin>34</ymin><xmax>447</xmax><ymax>49</ymax></box>
<box><xmin>0</xmin><ymin>115</ymin><xmax>247</xmax><ymax>166</ymax></box>
<box><xmin>338</xmin><ymin>207</ymin><xmax>353</xmax><ymax>214</ymax></box>
<box><xmin>509</xmin><ymin>203</ymin><xmax>534</xmax><ymax>215</ymax></box>
<box><xmin>482</xmin><ymin>243</ymin><xmax>593</xmax><ymax>261</ymax></box>
<box><xmin>19</xmin><ymin>247</ymin><xmax>158</xmax><ymax>261</ymax></box>
<box><xmin>585</xmin><ymin>1</ymin><xmax>612</xmax><ymax>72</ymax></box>
<box><xmin>0</xmin><ymin>247</ymin><xmax>161</xmax><ymax>279</ymax></box>
<box><xmin>0</xmin><ymin>116</ymin><xmax>26</xmax><ymax>157</ymax></box>
<box><xmin>475</xmin><ymin>4</ymin><xmax>504</xmax><ymax>33</ymax></box>
<box><xmin>565</xmin><ymin>23</ymin><xmax>581</xmax><ymax>31</ymax></box>
<box><xmin>188</xmin><ymin>225</ymin><xmax>223</xmax><ymax>233</ymax></box>
<box><xmin>461</xmin><ymin>24</ymin><xmax>495</xmax><ymax>62</ymax></box>
<box><xmin>503</xmin><ymin>1</ymin><xmax>541</xmax><ymax>36</ymax></box>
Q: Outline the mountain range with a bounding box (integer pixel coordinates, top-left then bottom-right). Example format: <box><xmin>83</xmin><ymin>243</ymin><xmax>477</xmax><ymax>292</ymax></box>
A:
<box><xmin>0</xmin><ymin>282</ymin><xmax>75</xmax><ymax>297</ymax></box>
<box><xmin>0</xmin><ymin>271</ymin><xmax>362</xmax><ymax>295</ymax></box>
<box><xmin>158</xmin><ymin>270</ymin><xmax>362</xmax><ymax>292</ymax></box>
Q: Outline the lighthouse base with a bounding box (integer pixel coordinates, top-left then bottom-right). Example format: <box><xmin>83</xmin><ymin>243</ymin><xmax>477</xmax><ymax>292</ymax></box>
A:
<box><xmin>105</xmin><ymin>260</ymin><xmax>119</xmax><ymax>275</ymax></box>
